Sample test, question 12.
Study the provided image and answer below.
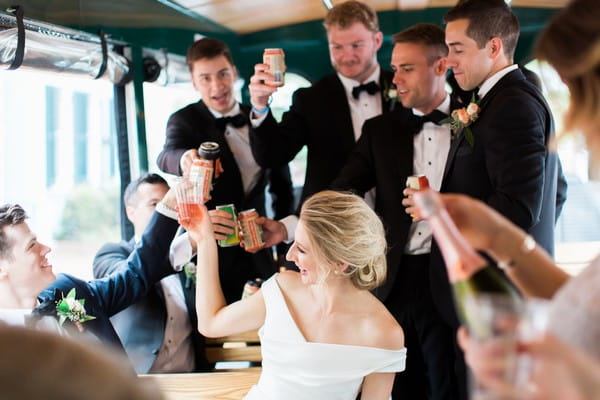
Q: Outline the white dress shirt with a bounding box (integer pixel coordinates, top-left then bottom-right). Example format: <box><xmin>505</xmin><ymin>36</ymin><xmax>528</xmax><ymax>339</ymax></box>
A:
<box><xmin>478</xmin><ymin>64</ymin><xmax>519</xmax><ymax>100</ymax></box>
<box><xmin>405</xmin><ymin>94</ymin><xmax>452</xmax><ymax>255</ymax></box>
<box><xmin>269</xmin><ymin>67</ymin><xmax>385</xmax><ymax>241</ymax></box>
<box><xmin>209</xmin><ymin>103</ymin><xmax>261</xmax><ymax>195</ymax></box>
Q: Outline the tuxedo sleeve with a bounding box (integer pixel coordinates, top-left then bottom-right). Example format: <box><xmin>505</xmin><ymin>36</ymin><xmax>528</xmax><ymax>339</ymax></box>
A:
<box><xmin>87</xmin><ymin>212</ymin><xmax>179</xmax><ymax>317</ymax></box>
<box><xmin>268</xmin><ymin>164</ymin><xmax>295</xmax><ymax>220</ymax></box>
<box><xmin>157</xmin><ymin>111</ymin><xmax>195</xmax><ymax>175</ymax></box>
<box><xmin>92</xmin><ymin>241</ymin><xmax>131</xmax><ymax>279</ymax></box>
<box><xmin>331</xmin><ymin>119</ymin><xmax>377</xmax><ymax>196</ymax></box>
<box><xmin>249</xmin><ymin>89</ymin><xmax>311</xmax><ymax>168</ymax></box>
<box><xmin>483</xmin><ymin>90</ymin><xmax>548</xmax><ymax>229</ymax></box>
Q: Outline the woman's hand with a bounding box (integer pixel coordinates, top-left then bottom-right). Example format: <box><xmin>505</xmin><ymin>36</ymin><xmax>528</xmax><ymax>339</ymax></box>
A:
<box><xmin>439</xmin><ymin>194</ymin><xmax>516</xmax><ymax>260</ymax></box>
<box><xmin>178</xmin><ymin>202</ymin><xmax>214</xmax><ymax>244</ymax></box>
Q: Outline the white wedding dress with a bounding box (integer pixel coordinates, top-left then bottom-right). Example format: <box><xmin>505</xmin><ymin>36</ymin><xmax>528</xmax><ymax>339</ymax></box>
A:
<box><xmin>547</xmin><ymin>255</ymin><xmax>600</xmax><ymax>359</ymax></box>
<box><xmin>244</xmin><ymin>274</ymin><xmax>407</xmax><ymax>400</ymax></box>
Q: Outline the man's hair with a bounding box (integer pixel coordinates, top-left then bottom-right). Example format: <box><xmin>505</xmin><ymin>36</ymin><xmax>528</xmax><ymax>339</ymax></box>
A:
<box><xmin>392</xmin><ymin>23</ymin><xmax>448</xmax><ymax>64</ymax></box>
<box><xmin>443</xmin><ymin>0</ymin><xmax>520</xmax><ymax>61</ymax></box>
<box><xmin>186</xmin><ymin>37</ymin><xmax>234</xmax><ymax>71</ymax></box>
<box><xmin>323</xmin><ymin>0</ymin><xmax>379</xmax><ymax>33</ymax></box>
<box><xmin>0</xmin><ymin>204</ymin><xmax>27</xmax><ymax>260</ymax></box>
<box><xmin>123</xmin><ymin>173</ymin><xmax>168</xmax><ymax>207</ymax></box>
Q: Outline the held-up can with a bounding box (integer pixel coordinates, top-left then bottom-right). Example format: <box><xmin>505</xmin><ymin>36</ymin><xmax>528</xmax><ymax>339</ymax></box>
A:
<box><xmin>263</xmin><ymin>48</ymin><xmax>285</xmax><ymax>87</ymax></box>
<box><xmin>406</xmin><ymin>175</ymin><xmax>430</xmax><ymax>191</ymax></box>
<box><xmin>239</xmin><ymin>209</ymin><xmax>265</xmax><ymax>252</ymax></box>
<box><xmin>189</xmin><ymin>141</ymin><xmax>221</xmax><ymax>202</ymax></box>
<box><xmin>216</xmin><ymin>204</ymin><xmax>240</xmax><ymax>247</ymax></box>
<box><xmin>241</xmin><ymin>278</ymin><xmax>263</xmax><ymax>300</ymax></box>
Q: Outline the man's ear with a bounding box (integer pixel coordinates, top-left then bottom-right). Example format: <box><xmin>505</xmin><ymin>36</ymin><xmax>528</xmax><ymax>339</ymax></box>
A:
<box><xmin>434</xmin><ymin>57</ymin><xmax>448</xmax><ymax>76</ymax></box>
<box><xmin>488</xmin><ymin>37</ymin><xmax>504</xmax><ymax>59</ymax></box>
<box><xmin>125</xmin><ymin>205</ymin><xmax>136</xmax><ymax>224</ymax></box>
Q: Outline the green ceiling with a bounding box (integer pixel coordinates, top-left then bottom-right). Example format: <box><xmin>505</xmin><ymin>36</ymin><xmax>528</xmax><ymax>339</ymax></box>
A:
<box><xmin>0</xmin><ymin>0</ymin><xmax>559</xmax><ymax>82</ymax></box>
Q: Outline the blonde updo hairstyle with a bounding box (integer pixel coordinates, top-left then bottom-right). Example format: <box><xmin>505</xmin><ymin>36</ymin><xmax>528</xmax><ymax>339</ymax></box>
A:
<box><xmin>299</xmin><ymin>190</ymin><xmax>387</xmax><ymax>290</ymax></box>
<box><xmin>535</xmin><ymin>0</ymin><xmax>600</xmax><ymax>156</ymax></box>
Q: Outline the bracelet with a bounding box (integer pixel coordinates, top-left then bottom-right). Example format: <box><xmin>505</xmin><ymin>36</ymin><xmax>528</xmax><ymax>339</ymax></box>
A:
<box><xmin>252</xmin><ymin>105</ymin><xmax>269</xmax><ymax>115</ymax></box>
<box><xmin>498</xmin><ymin>234</ymin><xmax>536</xmax><ymax>270</ymax></box>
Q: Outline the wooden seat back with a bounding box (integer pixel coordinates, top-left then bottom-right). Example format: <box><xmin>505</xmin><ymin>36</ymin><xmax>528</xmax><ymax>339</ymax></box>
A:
<box><xmin>205</xmin><ymin>330</ymin><xmax>261</xmax><ymax>367</ymax></box>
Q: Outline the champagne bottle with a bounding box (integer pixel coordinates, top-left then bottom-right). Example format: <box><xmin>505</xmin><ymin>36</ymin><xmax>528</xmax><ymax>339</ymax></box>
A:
<box><xmin>413</xmin><ymin>189</ymin><xmax>520</xmax><ymax>335</ymax></box>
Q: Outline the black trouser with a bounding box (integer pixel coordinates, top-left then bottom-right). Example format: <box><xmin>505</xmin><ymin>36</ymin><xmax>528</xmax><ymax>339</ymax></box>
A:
<box><xmin>385</xmin><ymin>254</ymin><xmax>460</xmax><ymax>400</ymax></box>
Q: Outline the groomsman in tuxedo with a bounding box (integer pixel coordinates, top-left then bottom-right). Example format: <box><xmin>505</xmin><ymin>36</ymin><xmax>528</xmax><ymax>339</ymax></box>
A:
<box><xmin>247</xmin><ymin>0</ymin><xmax>396</xmax><ymax>243</ymax></box>
<box><xmin>93</xmin><ymin>173</ymin><xmax>209</xmax><ymax>373</ymax></box>
<box><xmin>392</xmin><ymin>1</ymin><xmax>566</xmax><ymax>398</ymax></box>
<box><xmin>157</xmin><ymin>38</ymin><xmax>293</xmax><ymax>303</ymax></box>
<box><xmin>0</xmin><ymin>189</ymin><xmax>181</xmax><ymax>350</ymax></box>
<box><xmin>333</xmin><ymin>23</ymin><xmax>460</xmax><ymax>400</ymax></box>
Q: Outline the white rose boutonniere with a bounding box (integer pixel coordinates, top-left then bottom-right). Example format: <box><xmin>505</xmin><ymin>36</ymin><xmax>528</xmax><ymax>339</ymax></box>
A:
<box><xmin>442</xmin><ymin>94</ymin><xmax>480</xmax><ymax>147</ymax></box>
<box><xmin>383</xmin><ymin>81</ymin><xmax>399</xmax><ymax>111</ymax></box>
<box><xmin>55</xmin><ymin>288</ymin><xmax>96</xmax><ymax>332</ymax></box>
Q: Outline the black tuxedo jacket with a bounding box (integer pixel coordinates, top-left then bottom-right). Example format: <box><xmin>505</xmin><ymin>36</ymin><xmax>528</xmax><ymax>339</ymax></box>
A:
<box><xmin>93</xmin><ymin>238</ymin><xmax>209</xmax><ymax>373</ymax></box>
<box><xmin>432</xmin><ymin>69</ymin><xmax>567</xmax><ymax>325</ymax></box>
<box><xmin>157</xmin><ymin>100</ymin><xmax>291</xmax><ymax>302</ymax></box>
<box><xmin>250</xmin><ymin>70</ymin><xmax>396</xmax><ymax>209</ymax></box>
<box><xmin>35</xmin><ymin>213</ymin><xmax>179</xmax><ymax>350</ymax></box>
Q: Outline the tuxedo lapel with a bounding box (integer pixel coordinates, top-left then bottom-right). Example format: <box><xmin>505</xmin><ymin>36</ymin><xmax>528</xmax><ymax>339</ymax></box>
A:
<box><xmin>442</xmin><ymin>94</ymin><xmax>470</xmax><ymax>184</ymax></box>
<box><xmin>195</xmin><ymin>101</ymin><xmax>245</xmax><ymax>204</ymax></box>
<box><xmin>378</xmin><ymin>70</ymin><xmax>394</xmax><ymax>112</ymax></box>
<box><xmin>329</xmin><ymin>76</ymin><xmax>357</xmax><ymax>156</ymax></box>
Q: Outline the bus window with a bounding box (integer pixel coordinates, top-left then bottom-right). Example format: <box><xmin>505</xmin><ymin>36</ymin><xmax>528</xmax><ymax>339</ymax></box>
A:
<box><xmin>0</xmin><ymin>69</ymin><xmax>119</xmax><ymax>281</ymax></box>
<box><xmin>269</xmin><ymin>72</ymin><xmax>311</xmax><ymax>190</ymax></box>
<box><xmin>526</xmin><ymin>60</ymin><xmax>600</xmax><ymax>275</ymax></box>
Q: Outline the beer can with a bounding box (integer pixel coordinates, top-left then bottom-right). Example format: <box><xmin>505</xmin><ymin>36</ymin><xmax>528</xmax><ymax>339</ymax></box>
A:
<box><xmin>216</xmin><ymin>204</ymin><xmax>240</xmax><ymax>247</ymax></box>
<box><xmin>199</xmin><ymin>141</ymin><xmax>220</xmax><ymax>160</ymax></box>
<box><xmin>263</xmin><ymin>48</ymin><xmax>285</xmax><ymax>87</ymax></box>
<box><xmin>189</xmin><ymin>141</ymin><xmax>221</xmax><ymax>202</ymax></box>
<box><xmin>189</xmin><ymin>158</ymin><xmax>213</xmax><ymax>202</ymax></box>
<box><xmin>239</xmin><ymin>209</ymin><xmax>265</xmax><ymax>252</ymax></box>
<box><xmin>406</xmin><ymin>175</ymin><xmax>430</xmax><ymax>191</ymax></box>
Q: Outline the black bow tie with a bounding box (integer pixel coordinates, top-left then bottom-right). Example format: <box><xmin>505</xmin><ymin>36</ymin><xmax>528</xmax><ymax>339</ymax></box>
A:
<box><xmin>411</xmin><ymin>109</ymin><xmax>449</xmax><ymax>134</ymax></box>
<box><xmin>215</xmin><ymin>113</ymin><xmax>247</xmax><ymax>132</ymax></box>
<box><xmin>352</xmin><ymin>81</ymin><xmax>380</xmax><ymax>99</ymax></box>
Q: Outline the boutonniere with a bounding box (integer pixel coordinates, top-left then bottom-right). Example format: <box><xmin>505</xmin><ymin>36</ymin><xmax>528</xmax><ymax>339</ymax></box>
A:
<box><xmin>442</xmin><ymin>94</ymin><xmax>480</xmax><ymax>147</ymax></box>
<box><xmin>183</xmin><ymin>262</ymin><xmax>197</xmax><ymax>289</ymax></box>
<box><xmin>382</xmin><ymin>80</ymin><xmax>399</xmax><ymax>111</ymax></box>
<box><xmin>55</xmin><ymin>288</ymin><xmax>96</xmax><ymax>332</ymax></box>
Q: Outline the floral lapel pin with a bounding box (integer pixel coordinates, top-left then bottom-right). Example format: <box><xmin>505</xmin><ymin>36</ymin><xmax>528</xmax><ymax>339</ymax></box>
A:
<box><xmin>443</xmin><ymin>94</ymin><xmax>480</xmax><ymax>147</ymax></box>
<box><xmin>183</xmin><ymin>261</ymin><xmax>197</xmax><ymax>289</ymax></box>
<box><xmin>55</xmin><ymin>288</ymin><xmax>96</xmax><ymax>332</ymax></box>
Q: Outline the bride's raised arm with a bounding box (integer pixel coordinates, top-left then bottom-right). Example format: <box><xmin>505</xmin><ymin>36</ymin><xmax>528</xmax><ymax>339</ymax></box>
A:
<box><xmin>180</xmin><ymin>204</ymin><xmax>266</xmax><ymax>338</ymax></box>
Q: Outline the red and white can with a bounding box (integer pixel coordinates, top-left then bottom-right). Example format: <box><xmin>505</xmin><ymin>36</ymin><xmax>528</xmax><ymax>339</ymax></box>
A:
<box><xmin>189</xmin><ymin>158</ymin><xmax>213</xmax><ymax>202</ymax></box>
<box><xmin>239</xmin><ymin>209</ymin><xmax>265</xmax><ymax>252</ymax></box>
<box><xmin>406</xmin><ymin>175</ymin><xmax>429</xmax><ymax>191</ymax></box>
<box><xmin>263</xmin><ymin>48</ymin><xmax>285</xmax><ymax>87</ymax></box>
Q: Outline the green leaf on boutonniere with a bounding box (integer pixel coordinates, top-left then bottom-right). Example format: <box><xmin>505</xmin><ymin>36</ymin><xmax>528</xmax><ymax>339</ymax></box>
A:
<box><xmin>55</xmin><ymin>288</ymin><xmax>96</xmax><ymax>331</ymax></box>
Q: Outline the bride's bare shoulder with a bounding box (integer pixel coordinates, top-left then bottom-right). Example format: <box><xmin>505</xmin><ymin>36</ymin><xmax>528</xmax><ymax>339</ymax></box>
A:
<box><xmin>275</xmin><ymin>269</ymin><xmax>302</xmax><ymax>290</ymax></box>
<box><xmin>361</xmin><ymin>296</ymin><xmax>405</xmax><ymax>350</ymax></box>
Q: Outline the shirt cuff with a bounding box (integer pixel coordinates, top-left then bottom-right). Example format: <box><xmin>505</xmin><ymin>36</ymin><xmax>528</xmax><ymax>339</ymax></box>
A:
<box><xmin>250</xmin><ymin>111</ymin><xmax>268</xmax><ymax>127</ymax></box>
<box><xmin>280</xmin><ymin>215</ymin><xmax>298</xmax><ymax>243</ymax></box>
<box><xmin>156</xmin><ymin>202</ymin><xmax>178</xmax><ymax>220</ymax></box>
<box><xmin>169</xmin><ymin>232</ymin><xmax>195</xmax><ymax>271</ymax></box>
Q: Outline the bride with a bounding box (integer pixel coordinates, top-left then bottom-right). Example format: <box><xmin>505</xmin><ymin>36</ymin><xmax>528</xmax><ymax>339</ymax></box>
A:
<box><xmin>183</xmin><ymin>190</ymin><xmax>406</xmax><ymax>399</ymax></box>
